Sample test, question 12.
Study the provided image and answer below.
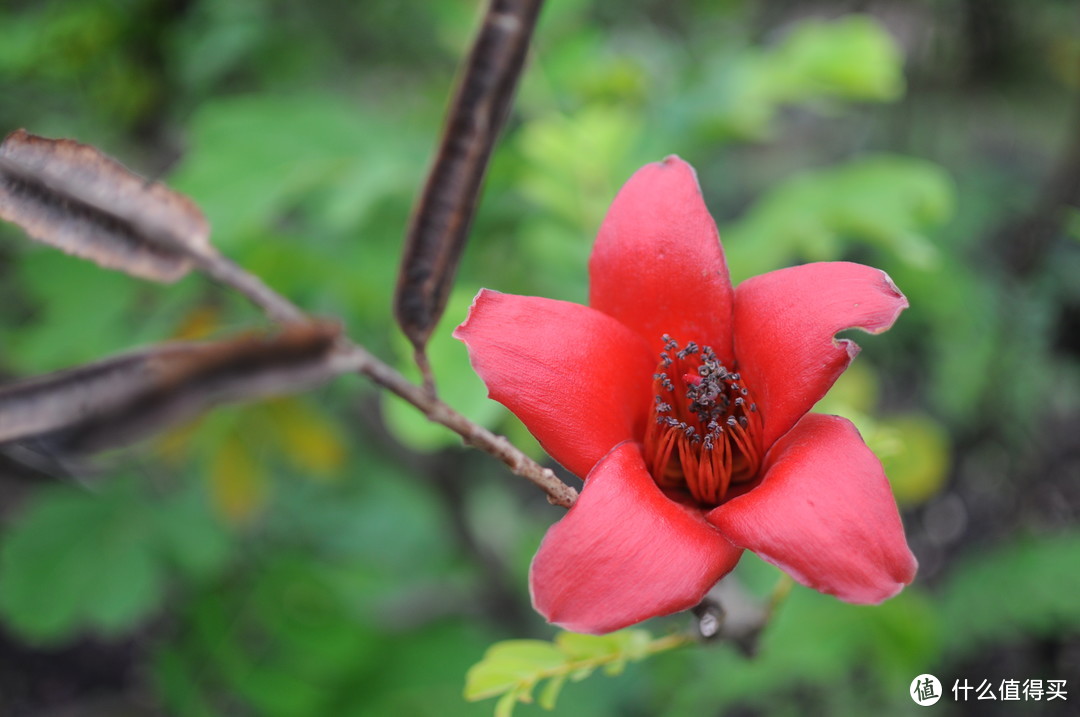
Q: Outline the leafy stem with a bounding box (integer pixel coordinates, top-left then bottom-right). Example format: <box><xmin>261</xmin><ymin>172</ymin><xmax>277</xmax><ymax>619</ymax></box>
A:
<box><xmin>465</xmin><ymin>629</ymin><xmax>693</xmax><ymax>716</ymax></box>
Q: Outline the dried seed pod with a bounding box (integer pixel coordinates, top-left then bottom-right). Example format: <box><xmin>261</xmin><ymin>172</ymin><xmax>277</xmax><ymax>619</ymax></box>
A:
<box><xmin>394</xmin><ymin>0</ymin><xmax>543</xmax><ymax>355</ymax></box>
<box><xmin>0</xmin><ymin>322</ymin><xmax>342</xmax><ymax>455</ymax></box>
<box><xmin>0</xmin><ymin>129</ymin><xmax>212</xmax><ymax>282</ymax></box>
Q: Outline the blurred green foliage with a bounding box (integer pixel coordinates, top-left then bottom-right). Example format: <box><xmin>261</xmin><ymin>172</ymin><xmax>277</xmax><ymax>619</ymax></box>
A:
<box><xmin>0</xmin><ymin>478</ymin><xmax>230</xmax><ymax>641</ymax></box>
<box><xmin>1</xmin><ymin>0</ymin><xmax>1078</xmax><ymax>716</ymax></box>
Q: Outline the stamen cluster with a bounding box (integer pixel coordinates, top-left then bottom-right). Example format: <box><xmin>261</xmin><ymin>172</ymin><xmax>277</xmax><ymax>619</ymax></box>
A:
<box><xmin>644</xmin><ymin>335</ymin><xmax>763</xmax><ymax>506</ymax></box>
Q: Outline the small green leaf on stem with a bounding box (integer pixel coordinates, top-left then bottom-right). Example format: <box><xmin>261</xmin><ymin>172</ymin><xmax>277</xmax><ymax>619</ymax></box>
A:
<box><xmin>464</xmin><ymin>629</ymin><xmax>689</xmax><ymax>716</ymax></box>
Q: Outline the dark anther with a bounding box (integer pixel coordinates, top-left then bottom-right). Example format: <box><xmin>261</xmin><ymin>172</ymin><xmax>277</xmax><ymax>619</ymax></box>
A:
<box><xmin>677</xmin><ymin>341</ymin><xmax>699</xmax><ymax>359</ymax></box>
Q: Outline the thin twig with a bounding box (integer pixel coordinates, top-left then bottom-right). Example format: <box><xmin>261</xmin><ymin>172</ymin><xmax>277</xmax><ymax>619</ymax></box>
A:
<box><xmin>198</xmin><ymin>248</ymin><xmax>578</xmax><ymax>508</ymax></box>
<box><xmin>344</xmin><ymin>341</ymin><xmax>578</xmax><ymax>508</ymax></box>
<box><xmin>765</xmin><ymin>573</ymin><xmax>794</xmax><ymax>618</ymax></box>
<box><xmin>193</xmin><ymin>250</ymin><xmax>307</xmax><ymax>324</ymax></box>
<box><xmin>414</xmin><ymin>349</ymin><xmax>437</xmax><ymax>399</ymax></box>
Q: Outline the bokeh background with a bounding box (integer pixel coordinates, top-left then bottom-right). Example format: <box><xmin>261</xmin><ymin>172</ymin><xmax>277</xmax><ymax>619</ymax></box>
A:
<box><xmin>1</xmin><ymin>0</ymin><xmax>1079</xmax><ymax>715</ymax></box>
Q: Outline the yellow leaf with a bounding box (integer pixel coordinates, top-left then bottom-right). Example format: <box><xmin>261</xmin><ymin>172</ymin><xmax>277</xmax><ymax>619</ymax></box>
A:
<box><xmin>264</xmin><ymin>398</ymin><xmax>347</xmax><ymax>480</ymax></box>
<box><xmin>208</xmin><ymin>436</ymin><xmax>267</xmax><ymax>524</ymax></box>
<box><xmin>171</xmin><ymin>305</ymin><xmax>221</xmax><ymax>341</ymax></box>
<box><xmin>875</xmin><ymin>414</ymin><xmax>950</xmax><ymax>507</ymax></box>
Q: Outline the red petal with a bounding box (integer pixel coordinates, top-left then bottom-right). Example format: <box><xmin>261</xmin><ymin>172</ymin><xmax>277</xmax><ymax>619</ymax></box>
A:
<box><xmin>707</xmin><ymin>414</ymin><xmax>917</xmax><ymax>604</ymax></box>
<box><xmin>453</xmin><ymin>290</ymin><xmax>655</xmax><ymax>479</ymax></box>
<box><xmin>589</xmin><ymin>156</ymin><xmax>735</xmax><ymax>361</ymax></box>
<box><xmin>530</xmin><ymin>442</ymin><xmax>743</xmax><ymax>634</ymax></box>
<box><xmin>733</xmin><ymin>261</ymin><xmax>908</xmax><ymax>449</ymax></box>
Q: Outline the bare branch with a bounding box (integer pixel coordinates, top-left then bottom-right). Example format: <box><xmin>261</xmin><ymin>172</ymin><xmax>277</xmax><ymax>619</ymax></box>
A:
<box><xmin>344</xmin><ymin>341</ymin><xmax>578</xmax><ymax>508</ymax></box>
<box><xmin>0</xmin><ymin>129</ymin><xmax>577</xmax><ymax>507</ymax></box>
<box><xmin>174</xmin><ymin>221</ymin><xmax>578</xmax><ymax>507</ymax></box>
<box><xmin>191</xmin><ymin>252</ymin><xmax>307</xmax><ymax>324</ymax></box>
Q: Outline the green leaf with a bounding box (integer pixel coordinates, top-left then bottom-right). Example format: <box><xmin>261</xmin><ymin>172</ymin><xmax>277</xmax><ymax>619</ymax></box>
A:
<box><xmin>538</xmin><ymin>673</ymin><xmax>567</xmax><ymax>710</ymax></box>
<box><xmin>169</xmin><ymin>94</ymin><xmax>413</xmax><ymax>249</ymax></box>
<box><xmin>7</xmin><ymin>250</ymin><xmax>141</xmax><ymax>373</ymax></box>
<box><xmin>555</xmin><ymin>629</ymin><xmax>652</xmax><ymax>662</ymax></box>
<box><xmin>874</xmin><ymin>414</ymin><xmax>951</xmax><ymax>508</ymax></box>
<box><xmin>0</xmin><ymin>481</ymin><xmax>165</xmax><ymax>642</ymax></box>
<box><xmin>696</xmin><ymin>14</ymin><xmax>906</xmax><ymax>141</ymax></box>
<box><xmin>811</xmin><ymin>360</ymin><xmax>880</xmax><ymax>416</ymax></box>
<box><xmin>1066</xmin><ymin>208</ymin><xmax>1080</xmax><ymax>242</ymax></box>
<box><xmin>766</xmin><ymin>15</ymin><xmax>905</xmax><ymax>103</ymax></box>
<box><xmin>724</xmin><ymin>155</ymin><xmax>954</xmax><ymax>281</ymax></box>
<box><xmin>0</xmin><ymin>478</ymin><xmax>236</xmax><ymax>644</ymax></box>
<box><xmin>155</xmin><ymin>485</ymin><xmax>233</xmax><ymax>581</ymax></box>
<box><xmin>517</xmin><ymin>105</ymin><xmax>645</xmax><ymax>232</ymax></box>
<box><xmin>940</xmin><ymin>531</ymin><xmax>1080</xmax><ymax>656</ymax></box>
<box><xmin>494</xmin><ymin>689</ymin><xmax>520</xmax><ymax>717</ymax></box>
<box><xmin>464</xmin><ymin>640</ymin><xmax>567</xmax><ymax>700</ymax></box>
<box><xmin>465</xmin><ymin>629</ymin><xmax>683</xmax><ymax>714</ymax></box>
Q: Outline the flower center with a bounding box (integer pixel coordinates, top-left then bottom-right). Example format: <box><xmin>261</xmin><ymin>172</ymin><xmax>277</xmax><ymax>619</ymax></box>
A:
<box><xmin>643</xmin><ymin>335</ymin><xmax>763</xmax><ymax>507</ymax></box>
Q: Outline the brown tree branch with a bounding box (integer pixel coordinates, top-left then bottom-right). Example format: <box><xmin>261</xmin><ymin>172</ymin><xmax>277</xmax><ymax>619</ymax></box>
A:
<box><xmin>191</xmin><ymin>250</ymin><xmax>307</xmax><ymax>324</ymax></box>
<box><xmin>344</xmin><ymin>340</ymin><xmax>578</xmax><ymax>508</ymax></box>
<box><xmin>195</xmin><ymin>247</ymin><xmax>578</xmax><ymax>508</ymax></box>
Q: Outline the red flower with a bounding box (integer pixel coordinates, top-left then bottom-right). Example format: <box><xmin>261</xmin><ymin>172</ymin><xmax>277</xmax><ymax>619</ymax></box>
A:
<box><xmin>454</xmin><ymin>157</ymin><xmax>917</xmax><ymax>634</ymax></box>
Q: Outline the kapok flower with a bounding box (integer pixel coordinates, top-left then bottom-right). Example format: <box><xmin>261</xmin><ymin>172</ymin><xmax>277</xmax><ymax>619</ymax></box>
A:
<box><xmin>454</xmin><ymin>157</ymin><xmax>917</xmax><ymax>634</ymax></box>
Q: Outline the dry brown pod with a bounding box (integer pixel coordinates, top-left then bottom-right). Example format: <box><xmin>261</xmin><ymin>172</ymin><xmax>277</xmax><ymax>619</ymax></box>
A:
<box><xmin>394</xmin><ymin>0</ymin><xmax>543</xmax><ymax>357</ymax></box>
<box><xmin>0</xmin><ymin>322</ymin><xmax>343</xmax><ymax>456</ymax></box>
<box><xmin>0</xmin><ymin>129</ymin><xmax>212</xmax><ymax>282</ymax></box>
